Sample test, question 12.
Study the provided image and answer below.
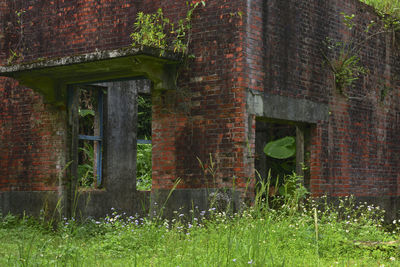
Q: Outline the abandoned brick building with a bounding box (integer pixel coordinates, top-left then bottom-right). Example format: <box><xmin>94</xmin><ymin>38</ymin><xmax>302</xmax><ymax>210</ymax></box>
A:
<box><xmin>0</xmin><ymin>0</ymin><xmax>399</xmax><ymax>218</ymax></box>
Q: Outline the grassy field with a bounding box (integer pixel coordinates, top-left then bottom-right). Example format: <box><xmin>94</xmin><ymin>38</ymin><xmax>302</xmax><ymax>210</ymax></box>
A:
<box><xmin>0</xmin><ymin>196</ymin><xmax>399</xmax><ymax>266</ymax></box>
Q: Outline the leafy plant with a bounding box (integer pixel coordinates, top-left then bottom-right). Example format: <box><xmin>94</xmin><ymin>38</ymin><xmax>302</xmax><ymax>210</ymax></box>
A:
<box><xmin>322</xmin><ymin>37</ymin><xmax>368</xmax><ymax>94</ymax></box>
<box><xmin>360</xmin><ymin>0</ymin><xmax>400</xmax><ymax>20</ymax></box>
<box><xmin>7</xmin><ymin>10</ymin><xmax>26</xmax><ymax>64</ymax></box>
<box><xmin>78</xmin><ymin>109</ymin><xmax>94</xmax><ymax>118</ymax></box>
<box><xmin>130</xmin><ymin>1</ymin><xmax>205</xmax><ymax>56</ymax></box>
<box><xmin>131</xmin><ymin>8</ymin><xmax>169</xmax><ymax>52</ymax></box>
<box><xmin>137</xmin><ymin>94</ymin><xmax>152</xmax><ymax>140</ymax></box>
<box><xmin>77</xmin><ymin>142</ymin><xmax>95</xmax><ymax>187</ymax></box>
<box><xmin>322</xmin><ymin>3</ymin><xmax>400</xmax><ymax>95</ymax></box>
<box><xmin>264</xmin><ymin>136</ymin><xmax>296</xmax><ymax>160</ymax></box>
<box><xmin>136</xmin><ymin>143</ymin><xmax>152</xmax><ymax>191</ymax></box>
<box><xmin>262</xmin><ymin>136</ymin><xmax>297</xmax><ymax>188</ymax></box>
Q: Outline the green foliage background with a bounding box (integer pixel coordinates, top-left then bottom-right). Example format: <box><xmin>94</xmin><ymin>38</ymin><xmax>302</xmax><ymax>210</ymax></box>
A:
<box><xmin>360</xmin><ymin>0</ymin><xmax>400</xmax><ymax>18</ymax></box>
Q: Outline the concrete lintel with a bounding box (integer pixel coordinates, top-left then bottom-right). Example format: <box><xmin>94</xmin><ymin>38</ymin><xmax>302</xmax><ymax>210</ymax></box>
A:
<box><xmin>247</xmin><ymin>89</ymin><xmax>329</xmax><ymax>123</ymax></box>
<box><xmin>0</xmin><ymin>47</ymin><xmax>181</xmax><ymax>106</ymax></box>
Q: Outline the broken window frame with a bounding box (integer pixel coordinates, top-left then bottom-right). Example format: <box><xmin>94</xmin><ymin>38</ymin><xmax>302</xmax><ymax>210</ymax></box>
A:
<box><xmin>68</xmin><ymin>85</ymin><xmax>105</xmax><ymax>188</ymax></box>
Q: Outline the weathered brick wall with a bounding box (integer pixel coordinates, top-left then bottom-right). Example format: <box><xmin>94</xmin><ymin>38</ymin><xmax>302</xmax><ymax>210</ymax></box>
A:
<box><xmin>151</xmin><ymin>0</ymin><xmax>251</xmax><ymax>191</ymax></box>
<box><xmin>258</xmin><ymin>0</ymin><xmax>400</xmax><ymax>197</ymax></box>
<box><xmin>0</xmin><ymin>1</ymin><xmax>67</xmax><ymax>192</ymax></box>
<box><xmin>0</xmin><ymin>0</ymin><xmax>7</xmax><ymax>63</ymax></box>
<box><xmin>1</xmin><ymin>0</ymin><xmax>399</xmax><ymax>202</ymax></box>
<box><xmin>0</xmin><ymin>0</ymin><xmax>142</xmax><ymax>192</ymax></box>
<box><xmin>0</xmin><ymin>78</ymin><xmax>65</xmax><ymax>191</ymax></box>
<box><xmin>1</xmin><ymin>0</ymin><xmax>140</xmax><ymax>62</ymax></box>
<box><xmin>0</xmin><ymin>0</ymin><xmax>253</xmax><ymax>194</ymax></box>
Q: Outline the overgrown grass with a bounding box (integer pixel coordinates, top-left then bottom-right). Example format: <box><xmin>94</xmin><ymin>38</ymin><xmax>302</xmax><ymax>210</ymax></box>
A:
<box><xmin>360</xmin><ymin>0</ymin><xmax>400</xmax><ymax>19</ymax></box>
<box><xmin>136</xmin><ymin>143</ymin><xmax>152</xmax><ymax>191</ymax></box>
<box><xmin>1</xmin><ymin>195</ymin><xmax>399</xmax><ymax>266</ymax></box>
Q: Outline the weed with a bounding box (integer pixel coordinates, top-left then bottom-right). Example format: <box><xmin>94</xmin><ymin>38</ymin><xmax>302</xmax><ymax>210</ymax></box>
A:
<box><xmin>1</xmin><ymin>197</ymin><xmax>399</xmax><ymax>266</ymax></box>
<box><xmin>131</xmin><ymin>1</ymin><xmax>206</xmax><ymax>57</ymax></box>
<box><xmin>136</xmin><ymin>143</ymin><xmax>152</xmax><ymax>191</ymax></box>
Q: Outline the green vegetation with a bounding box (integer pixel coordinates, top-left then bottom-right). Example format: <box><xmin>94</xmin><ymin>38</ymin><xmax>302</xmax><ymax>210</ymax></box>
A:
<box><xmin>322</xmin><ymin>1</ymin><xmax>400</xmax><ymax>95</ymax></box>
<box><xmin>322</xmin><ymin>36</ymin><xmax>369</xmax><ymax>95</ymax></box>
<box><xmin>136</xmin><ymin>94</ymin><xmax>153</xmax><ymax>191</ymax></box>
<box><xmin>77</xmin><ymin>142</ymin><xmax>95</xmax><ymax>187</ymax></box>
<box><xmin>360</xmin><ymin>0</ymin><xmax>400</xmax><ymax>19</ymax></box>
<box><xmin>262</xmin><ymin>136</ymin><xmax>298</xmax><ymax>195</ymax></box>
<box><xmin>130</xmin><ymin>1</ymin><xmax>205</xmax><ymax>56</ymax></box>
<box><xmin>1</xmin><ymin>191</ymin><xmax>399</xmax><ymax>266</ymax></box>
<box><xmin>136</xmin><ymin>143</ymin><xmax>152</xmax><ymax>191</ymax></box>
<box><xmin>137</xmin><ymin>94</ymin><xmax>152</xmax><ymax>140</ymax></box>
<box><xmin>264</xmin><ymin>136</ymin><xmax>296</xmax><ymax>160</ymax></box>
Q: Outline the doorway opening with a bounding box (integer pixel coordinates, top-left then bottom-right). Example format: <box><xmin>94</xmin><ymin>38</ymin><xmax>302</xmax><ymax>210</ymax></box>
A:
<box><xmin>255</xmin><ymin>118</ymin><xmax>311</xmax><ymax>196</ymax></box>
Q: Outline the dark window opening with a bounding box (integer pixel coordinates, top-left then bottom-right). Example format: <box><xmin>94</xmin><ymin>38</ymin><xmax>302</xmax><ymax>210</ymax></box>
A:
<box><xmin>77</xmin><ymin>86</ymin><xmax>105</xmax><ymax>188</ymax></box>
<box><xmin>70</xmin><ymin>80</ymin><xmax>152</xmax><ymax>191</ymax></box>
<box><xmin>255</xmin><ymin>119</ymin><xmax>311</xmax><ymax>195</ymax></box>
<box><xmin>136</xmin><ymin>93</ymin><xmax>152</xmax><ymax>191</ymax></box>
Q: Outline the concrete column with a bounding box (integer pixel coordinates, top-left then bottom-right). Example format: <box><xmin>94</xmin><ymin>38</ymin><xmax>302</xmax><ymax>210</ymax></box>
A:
<box><xmin>104</xmin><ymin>81</ymin><xmax>138</xmax><ymax>199</ymax></box>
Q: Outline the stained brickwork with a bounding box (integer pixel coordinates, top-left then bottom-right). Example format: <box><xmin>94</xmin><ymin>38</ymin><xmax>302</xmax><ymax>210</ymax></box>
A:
<box><xmin>151</xmin><ymin>0</ymin><xmax>251</xmax><ymax>192</ymax></box>
<box><xmin>260</xmin><ymin>0</ymin><xmax>400</xmax><ymax>197</ymax></box>
<box><xmin>0</xmin><ymin>78</ymin><xmax>65</xmax><ymax>191</ymax></box>
<box><xmin>0</xmin><ymin>0</ymin><xmax>399</xmax><ymax>210</ymax></box>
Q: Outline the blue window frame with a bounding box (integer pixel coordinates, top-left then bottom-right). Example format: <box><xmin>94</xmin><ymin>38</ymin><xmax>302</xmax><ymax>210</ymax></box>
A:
<box><xmin>77</xmin><ymin>86</ymin><xmax>104</xmax><ymax>187</ymax></box>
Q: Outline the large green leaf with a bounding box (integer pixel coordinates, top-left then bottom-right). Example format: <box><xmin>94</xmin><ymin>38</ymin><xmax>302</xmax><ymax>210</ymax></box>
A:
<box><xmin>264</xmin><ymin>136</ymin><xmax>296</xmax><ymax>159</ymax></box>
<box><xmin>78</xmin><ymin>108</ymin><xmax>95</xmax><ymax>117</ymax></box>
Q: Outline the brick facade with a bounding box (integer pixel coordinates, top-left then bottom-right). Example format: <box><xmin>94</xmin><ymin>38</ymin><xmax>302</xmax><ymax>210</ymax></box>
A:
<box><xmin>1</xmin><ymin>0</ymin><xmax>400</xmax><ymax>215</ymax></box>
<box><xmin>260</xmin><ymin>0</ymin><xmax>400</xmax><ymax>197</ymax></box>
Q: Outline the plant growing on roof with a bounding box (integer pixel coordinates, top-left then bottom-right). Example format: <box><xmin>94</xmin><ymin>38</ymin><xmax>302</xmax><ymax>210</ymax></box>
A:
<box><xmin>130</xmin><ymin>1</ymin><xmax>206</xmax><ymax>57</ymax></box>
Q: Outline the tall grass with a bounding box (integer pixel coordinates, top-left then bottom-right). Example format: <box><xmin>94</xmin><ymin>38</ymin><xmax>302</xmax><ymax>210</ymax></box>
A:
<box><xmin>1</xmin><ymin>193</ymin><xmax>399</xmax><ymax>266</ymax></box>
<box><xmin>136</xmin><ymin>143</ymin><xmax>152</xmax><ymax>191</ymax></box>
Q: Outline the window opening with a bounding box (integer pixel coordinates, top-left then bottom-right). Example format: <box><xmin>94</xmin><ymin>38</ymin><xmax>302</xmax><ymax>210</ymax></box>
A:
<box><xmin>77</xmin><ymin>86</ymin><xmax>104</xmax><ymax>188</ymax></box>
<box><xmin>255</xmin><ymin>119</ymin><xmax>310</xmax><ymax>196</ymax></box>
<box><xmin>136</xmin><ymin>93</ymin><xmax>152</xmax><ymax>191</ymax></box>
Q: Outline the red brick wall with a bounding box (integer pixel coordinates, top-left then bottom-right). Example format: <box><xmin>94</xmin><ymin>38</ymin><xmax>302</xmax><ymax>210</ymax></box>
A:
<box><xmin>258</xmin><ymin>0</ymin><xmax>400</xmax><ymax>197</ymax></box>
<box><xmin>0</xmin><ymin>0</ymin><xmax>253</xmax><ymax>193</ymax></box>
<box><xmin>0</xmin><ymin>78</ymin><xmax>65</xmax><ymax>191</ymax></box>
<box><xmin>1</xmin><ymin>0</ymin><xmax>140</xmax><ymax>62</ymax></box>
<box><xmin>0</xmin><ymin>0</ymin><xmax>7</xmax><ymax>63</ymax></box>
<box><xmin>0</xmin><ymin>0</ymin><xmax>142</xmax><ymax>192</ymax></box>
<box><xmin>151</xmin><ymin>0</ymin><xmax>251</xmax><ymax>191</ymax></box>
<box><xmin>1</xmin><ymin>0</ymin><xmax>399</xmax><ymax>200</ymax></box>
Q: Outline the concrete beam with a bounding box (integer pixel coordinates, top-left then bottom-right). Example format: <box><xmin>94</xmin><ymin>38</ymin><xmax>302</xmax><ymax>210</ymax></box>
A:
<box><xmin>0</xmin><ymin>47</ymin><xmax>181</xmax><ymax>106</ymax></box>
<box><xmin>247</xmin><ymin>89</ymin><xmax>329</xmax><ymax>123</ymax></box>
